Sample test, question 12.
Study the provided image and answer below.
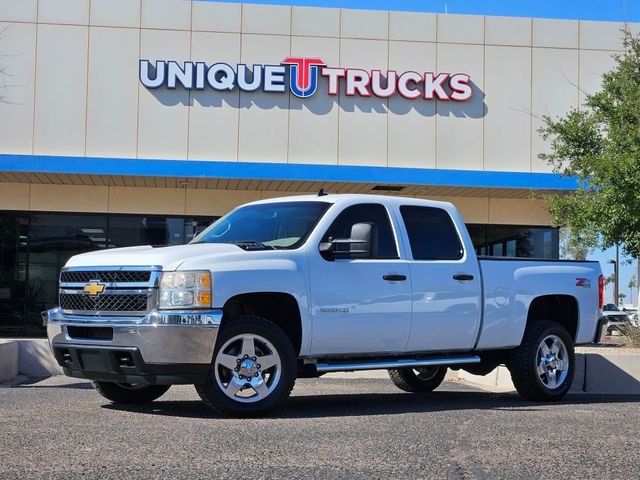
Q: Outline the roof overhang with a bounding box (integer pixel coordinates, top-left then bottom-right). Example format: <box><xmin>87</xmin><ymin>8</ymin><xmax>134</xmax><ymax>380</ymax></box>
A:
<box><xmin>0</xmin><ymin>154</ymin><xmax>577</xmax><ymax>199</ymax></box>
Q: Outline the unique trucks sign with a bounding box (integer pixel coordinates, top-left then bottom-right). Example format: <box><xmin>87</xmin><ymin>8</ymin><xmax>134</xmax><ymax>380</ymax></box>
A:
<box><xmin>139</xmin><ymin>57</ymin><xmax>473</xmax><ymax>101</ymax></box>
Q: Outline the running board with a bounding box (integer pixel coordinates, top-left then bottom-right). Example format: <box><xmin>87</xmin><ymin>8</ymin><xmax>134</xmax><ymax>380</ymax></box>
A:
<box><xmin>315</xmin><ymin>355</ymin><xmax>481</xmax><ymax>373</ymax></box>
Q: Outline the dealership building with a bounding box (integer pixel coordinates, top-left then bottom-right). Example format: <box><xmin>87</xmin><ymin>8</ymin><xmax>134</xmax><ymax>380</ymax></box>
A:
<box><xmin>0</xmin><ymin>0</ymin><xmax>634</xmax><ymax>336</ymax></box>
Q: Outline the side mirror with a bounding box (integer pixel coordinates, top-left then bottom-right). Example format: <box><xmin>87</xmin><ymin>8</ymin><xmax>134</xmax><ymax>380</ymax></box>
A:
<box><xmin>348</xmin><ymin>222</ymin><xmax>374</xmax><ymax>258</ymax></box>
<box><xmin>319</xmin><ymin>223</ymin><xmax>376</xmax><ymax>260</ymax></box>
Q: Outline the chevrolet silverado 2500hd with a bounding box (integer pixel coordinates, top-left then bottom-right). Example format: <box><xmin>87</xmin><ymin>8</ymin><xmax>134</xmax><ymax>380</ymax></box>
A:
<box><xmin>46</xmin><ymin>194</ymin><xmax>603</xmax><ymax>415</ymax></box>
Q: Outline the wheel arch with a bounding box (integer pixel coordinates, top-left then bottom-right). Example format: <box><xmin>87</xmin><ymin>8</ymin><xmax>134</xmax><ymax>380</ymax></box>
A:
<box><xmin>221</xmin><ymin>292</ymin><xmax>303</xmax><ymax>356</ymax></box>
<box><xmin>524</xmin><ymin>294</ymin><xmax>579</xmax><ymax>342</ymax></box>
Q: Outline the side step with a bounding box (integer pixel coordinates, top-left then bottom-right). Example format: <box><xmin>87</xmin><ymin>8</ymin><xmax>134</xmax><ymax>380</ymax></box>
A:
<box><xmin>315</xmin><ymin>355</ymin><xmax>481</xmax><ymax>373</ymax></box>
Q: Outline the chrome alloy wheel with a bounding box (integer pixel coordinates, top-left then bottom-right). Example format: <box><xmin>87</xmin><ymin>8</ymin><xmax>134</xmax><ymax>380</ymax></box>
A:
<box><xmin>214</xmin><ymin>334</ymin><xmax>282</xmax><ymax>403</ymax></box>
<box><xmin>536</xmin><ymin>334</ymin><xmax>569</xmax><ymax>389</ymax></box>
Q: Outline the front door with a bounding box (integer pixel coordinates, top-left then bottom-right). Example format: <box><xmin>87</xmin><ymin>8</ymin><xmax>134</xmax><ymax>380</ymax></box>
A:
<box><xmin>308</xmin><ymin>203</ymin><xmax>412</xmax><ymax>355</ymax></box>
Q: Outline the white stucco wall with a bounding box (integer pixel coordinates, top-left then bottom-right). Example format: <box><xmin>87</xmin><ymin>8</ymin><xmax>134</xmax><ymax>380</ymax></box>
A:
<box><xmin>0</xmin><ymin>0</ymin><xmax>634</xmax><ymax>173</ymax></box>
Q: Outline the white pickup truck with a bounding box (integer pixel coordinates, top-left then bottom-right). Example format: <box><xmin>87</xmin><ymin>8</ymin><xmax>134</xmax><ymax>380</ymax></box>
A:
<box><xmin>46</xmin><ymin>194</ymin><xmax>603</xmax><ymax>415</ymax></box>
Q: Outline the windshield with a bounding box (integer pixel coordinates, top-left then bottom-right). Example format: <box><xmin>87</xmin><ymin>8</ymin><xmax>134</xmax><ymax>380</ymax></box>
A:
<box><xmin>192</xmin><ymin>201</ymin><xmax>331</xmax><ymax>249</ymax></box>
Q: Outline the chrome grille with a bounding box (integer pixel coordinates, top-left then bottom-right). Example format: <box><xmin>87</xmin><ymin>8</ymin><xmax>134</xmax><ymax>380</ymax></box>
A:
<box><xmin>58</xmin><ymin>267</ymin><xmax>160</xmax><ymax>316</ymax></box>
<box><xmin>60</xmin><ymin>293</ymin><xmax>149</xmax><ymax>313</ymax></box>
<box><xmin>60</xmin><ymin>270</ymin><xmax>151</xmax><ymax>284</ymax></box>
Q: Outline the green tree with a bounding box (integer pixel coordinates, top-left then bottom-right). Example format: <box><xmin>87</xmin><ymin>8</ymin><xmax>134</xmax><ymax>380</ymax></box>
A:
<box><xmin>559</xmin><ymin>227</ymin><xmax>597</xmax><ymax>260</ymax></box>
<box><xmin>539</xmin><ymin>28</ymin><xmax>640</xmax><ymax>304</ymax></box>
<box><xmin>539</xmin><ymin>29</ymin><xmax>640</xmax><ymax>259</ymax></box>
<box><xmin>629</xmin><ymin>274</ymin><xmax>637</xmax><ymax>304</ymax></box>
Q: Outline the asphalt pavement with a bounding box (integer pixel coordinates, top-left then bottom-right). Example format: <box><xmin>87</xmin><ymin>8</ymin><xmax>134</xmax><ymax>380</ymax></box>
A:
<box><xmin>0</xmin><ymin>375</ymin><xmax>639</xmax><ymax>479</ymax></box>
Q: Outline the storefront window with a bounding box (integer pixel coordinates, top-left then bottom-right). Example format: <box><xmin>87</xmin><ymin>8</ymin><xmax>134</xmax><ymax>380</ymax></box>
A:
<box><xmin>469</xmin><ymin>224</ymin><xmax>559</xmax><ymax>260</ymax></box>
<box><xmin>109</xmin><ymin>216</ymin><xmax>183</xmax><ymax>247</ymax></box>
<box><xmin>0</xmin><ymin>212</ymin><xmax>216</xmax><ymax>337</ymax></box>
<box><xmin>26</xmin><ymin>214</ymin><xmax>109</xmax><ymax>336</ymax></box>
<box><xmin>0</xmin><ymin>213</ymin><xmax>29</xmax><ymax>337</ymax></box>
<box><xmin>108</xmin><ymin>216</ymin><xmax>214</xmax><ymax>248</ymax></box>
<box><xmin>466</xmin><ymin>225</ymin><xmax>487</xmax><ymax>256</ymax></box>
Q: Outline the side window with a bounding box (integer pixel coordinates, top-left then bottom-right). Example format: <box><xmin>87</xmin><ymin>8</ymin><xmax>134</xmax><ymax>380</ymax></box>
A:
<box><xmin>322</xmin><ymin>204</ymin><xmax>398</xmax><ymax>259</ymax></box>
<box><xmin>400</xmin><ymin>206</ymin><xmax>464</xmax><ymax>260</ymax></box>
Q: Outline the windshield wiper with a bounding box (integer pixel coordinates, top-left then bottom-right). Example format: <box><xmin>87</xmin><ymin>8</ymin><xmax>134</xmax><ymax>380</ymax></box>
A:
<box><xmin>230</xmin><ymin>240</ymin><xmax>277</xmax><ymax>251</ymax></box>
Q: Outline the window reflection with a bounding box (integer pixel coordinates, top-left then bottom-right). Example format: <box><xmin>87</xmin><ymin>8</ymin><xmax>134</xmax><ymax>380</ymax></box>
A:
<box><xmin>0</xmin><ymin>212</ymin><xmax>216</xmax><ymax>337</ymax></box>
<box><xmin>469</xmin><ymin>224</ymin><xmax>559</xmax><ymax>260</ymax></box>
<box><xmin>26</xmin><ymin>214</ymin><xmax>109</xmax><ymax>336</ymax></box>
<box><xmin>466</xmin><ymin>225</ymin><xmax>487</xmax><ymax>256</ymax></box>
<box><xmin>0</xmin><ymin>214</ymin><xmax>28</xmax><ymax>336</ymax></box>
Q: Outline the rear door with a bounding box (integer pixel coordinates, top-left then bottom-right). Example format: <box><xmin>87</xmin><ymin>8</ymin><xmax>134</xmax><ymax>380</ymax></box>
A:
<box><xmin>398</xmin><ymin>205</ymin><xmax>482</xmax><ymax>352</ymax></box>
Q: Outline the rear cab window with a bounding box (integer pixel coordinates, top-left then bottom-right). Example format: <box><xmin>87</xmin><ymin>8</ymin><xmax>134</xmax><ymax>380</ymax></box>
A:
<box><xmin>400</xmin><ymin>206</ymin><xmax>464</xmax><ymax>260</ymax></box>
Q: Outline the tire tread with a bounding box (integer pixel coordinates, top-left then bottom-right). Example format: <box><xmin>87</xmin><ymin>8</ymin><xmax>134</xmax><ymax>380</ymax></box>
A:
<box><xmin>508</xmin><ymin>320</ymin><xmax>575</xmax><ymax>401</ymax></box>
<box><xmin>195</xmin><ymin>315</ymin><xmax>297</xmax><ymax>416</ymax></box>
<box><xmin>92</xmin><ymin>381</ymin><xmax>170</xmax><ymax>404</ymax></box>
<box><xmin>388</xmin><ymin>367</ymin><xmax>447</xmax><ymax>393</ymax></box>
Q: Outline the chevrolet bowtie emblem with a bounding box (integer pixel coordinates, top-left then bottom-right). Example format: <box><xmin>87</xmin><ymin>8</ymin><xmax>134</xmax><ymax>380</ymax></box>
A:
<box><xmin>83</xmin><ymin>281</ymin><xmax>105</xmax><ymax>296</ymax></box>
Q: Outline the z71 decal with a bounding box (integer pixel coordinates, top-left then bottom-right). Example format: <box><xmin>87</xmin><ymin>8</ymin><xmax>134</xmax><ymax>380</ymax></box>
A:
<box><xmin>576</xmin><ymin>278</ymin><xmax>591</xmax><ymax>288</ymax></box>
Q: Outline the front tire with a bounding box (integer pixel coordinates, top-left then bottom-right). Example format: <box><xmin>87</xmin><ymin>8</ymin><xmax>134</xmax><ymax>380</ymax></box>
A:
<box><xmin>388</xmin><ymin>366</ymin><xmax>447</xmax><ymax>393</ymax></box>
<box><xmin>508</xmin><ymin>320</ymin><xmax>575</xmax><ymax>401</ymax></box>
<box><xmin>195</xmin><ymin>316</ymin><xmax>297</xmax><ymax>416</ymax></box>
<box><xmin>93</xmin><ymin>381</ymin><xmax>170</xmax><ymax>404</ymax></box>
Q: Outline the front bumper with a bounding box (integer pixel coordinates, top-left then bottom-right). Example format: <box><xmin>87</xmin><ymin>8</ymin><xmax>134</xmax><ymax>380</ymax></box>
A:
<box><xmin>46</xmin><ymin>308</ymin><xmax>222</xmax><ymax>384</ymax></box>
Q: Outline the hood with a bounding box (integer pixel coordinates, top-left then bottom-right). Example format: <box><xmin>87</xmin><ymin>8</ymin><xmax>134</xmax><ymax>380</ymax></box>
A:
<box><xmin>64</xmin><ymin>243</ymin><xmax>245</xmax><ymax>271</ymax></box>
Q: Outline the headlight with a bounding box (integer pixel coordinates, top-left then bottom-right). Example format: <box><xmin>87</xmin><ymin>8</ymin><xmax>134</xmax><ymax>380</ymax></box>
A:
<box><xmin>159</xmin><ymin>271</ymin><xmax>212</xmax><ymax>309</ymax></box>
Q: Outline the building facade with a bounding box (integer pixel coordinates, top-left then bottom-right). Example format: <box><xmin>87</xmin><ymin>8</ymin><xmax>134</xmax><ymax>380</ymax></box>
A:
<box><xmin>0</xmin><ymin>0</ymin><xmax>633</xmax><ymax>336</ymax></box>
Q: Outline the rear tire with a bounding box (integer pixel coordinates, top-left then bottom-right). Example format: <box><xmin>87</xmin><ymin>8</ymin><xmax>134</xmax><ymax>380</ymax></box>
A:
<box><xmin>195</xmin><ymin>316</ymin><xmax>297</xmax><ymax>416</ymax></box>
<box><xmin>388</xmin><ymin>366</ymin><xmax>447</xmax><ymax>393</ymax></box>
<box><xmin>93</xmin><ymin>381</ymin><xmax>170</xmax><ymax>404</ymax></box>
<box><xmin>508</xmin><ymin>320</ymin><xmax>575</xmax><ymax>401</ymax></box>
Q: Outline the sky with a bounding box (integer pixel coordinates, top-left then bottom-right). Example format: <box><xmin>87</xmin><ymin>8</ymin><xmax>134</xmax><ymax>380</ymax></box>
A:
<box><xmin>201</xmin><ymin>0</ymin><xmax>640</xmax><ymax>23</ymax></box>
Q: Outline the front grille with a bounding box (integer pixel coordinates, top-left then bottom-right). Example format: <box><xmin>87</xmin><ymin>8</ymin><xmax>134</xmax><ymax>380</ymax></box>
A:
<box><xmin>60</xmin><ymin>270</ymin><xmax>151</xmax><ymax>284</ymax></box>
<box><xmin>60</xmin><ymin>293</ymin><xmax>149</xmax><ymax>313</ymax></box>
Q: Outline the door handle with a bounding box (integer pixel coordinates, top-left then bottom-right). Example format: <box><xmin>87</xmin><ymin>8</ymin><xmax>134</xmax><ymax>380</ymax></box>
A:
<box><xmin>383</xmin><ymin>274</ymin><xmax>407</xmax><ymax>281</ymax></box>
<box><xmin>453</xmin><ymin>274</ymin><xmax>474</xmax><ymax>281</ymax></box>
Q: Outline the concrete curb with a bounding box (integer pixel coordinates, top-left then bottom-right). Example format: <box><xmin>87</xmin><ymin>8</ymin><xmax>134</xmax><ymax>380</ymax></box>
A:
<box><xmin>16</xmin><ymin>339</ymin><xmax>63</xmax><ymax>377</ymax></box>
<box><xmin>458</xmin><ymin>351</ymin><xmax>640</xmax><ymax>395</ymax></box>
<box><xmin>0</xmin><ymin>340</ymin><xmax>18</xmax><ymax>382</ymax></box>
<box><xmin>0</xmin><ymin>339</ymin><xmax>63</xmax><ymax>381</ymax></box>
<box><xmin>585</xmin><ymin>353</ymin><xmax>640</xmax><ymax>394</ymax></box>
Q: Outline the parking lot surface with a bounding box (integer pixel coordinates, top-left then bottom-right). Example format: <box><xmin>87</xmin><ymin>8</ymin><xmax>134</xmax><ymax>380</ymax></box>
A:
<box><xmin>1</xmin><ymin>375</ymin><xmax>639</xmax><ymax>479</ymax></box>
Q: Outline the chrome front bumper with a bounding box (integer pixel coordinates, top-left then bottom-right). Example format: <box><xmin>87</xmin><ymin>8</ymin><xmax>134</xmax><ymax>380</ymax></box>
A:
<box><xmin>46</xmin><ymin>307</ymin><xmax>222</xmax><ymax>365</ymax></box>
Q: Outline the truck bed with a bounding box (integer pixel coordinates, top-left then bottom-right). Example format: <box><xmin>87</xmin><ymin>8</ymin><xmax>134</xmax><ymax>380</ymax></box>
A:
<box><xmin>476</xmin><ymin>256</ymin><xmax>602</xmax><ymax>349</ymax></box>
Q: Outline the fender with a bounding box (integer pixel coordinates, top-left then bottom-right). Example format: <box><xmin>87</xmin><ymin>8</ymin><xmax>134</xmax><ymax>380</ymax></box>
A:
<box><xmin>179</xmin><ymin>251</ymin><xmax>312</xmax><ymax>355</ymax></box>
